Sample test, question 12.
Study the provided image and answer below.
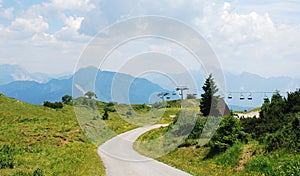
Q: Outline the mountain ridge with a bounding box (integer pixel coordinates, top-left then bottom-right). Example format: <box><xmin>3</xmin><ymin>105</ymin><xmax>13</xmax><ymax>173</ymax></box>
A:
<box><xmin>1</xmin><ymin>64</ymin><xmax>299</xmax><ymax>109</ymax></box>
<box><xmin>0</xmin><ymin>66</ymin><xmax>166</xmax><ymax>104</ymax></box>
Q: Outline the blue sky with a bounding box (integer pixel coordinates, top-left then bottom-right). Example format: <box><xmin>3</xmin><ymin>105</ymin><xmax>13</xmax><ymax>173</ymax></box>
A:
<box><xmin>0</xmin><ymin>0</ymin><xmax>299</xmax><ymax>78</ymax></box>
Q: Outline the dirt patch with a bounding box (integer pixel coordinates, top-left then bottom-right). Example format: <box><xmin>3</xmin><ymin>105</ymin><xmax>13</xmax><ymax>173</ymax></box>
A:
<box><xmin>236</xmin><ymin>143</ymin><xmax>256</xmax><ymax>172</ymax></box>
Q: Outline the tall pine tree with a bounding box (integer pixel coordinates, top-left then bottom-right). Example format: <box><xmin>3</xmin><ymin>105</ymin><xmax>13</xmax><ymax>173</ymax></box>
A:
<box><xmin>200</xmin><ymin>74</ymin><xmax>220</xmax><ymax>116</ymax></box>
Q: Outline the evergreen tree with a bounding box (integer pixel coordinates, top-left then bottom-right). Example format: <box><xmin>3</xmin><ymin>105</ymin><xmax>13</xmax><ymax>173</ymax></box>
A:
<box><xmin>200</xmin><ymin>74</ymin><xmax>220</xmax><ymax>116</ymax></box>
<box><xmin>102</xmin><ymin>108</ymin><xmax>109</xmax><ymax>120</ymax></box>
<box><xmin>62</xmin><ymin>95</ymin><xmax>73</xmax><ymax>105</ymax></box>
<box><xmin>207</xmin><ymin>116</ymin><xmax>248</xmax><ymax>156</ymax></box>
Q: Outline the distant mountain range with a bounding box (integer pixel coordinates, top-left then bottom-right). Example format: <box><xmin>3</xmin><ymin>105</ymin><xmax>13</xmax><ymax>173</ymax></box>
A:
<box><xmin>0</xmin><ymin>64</ymin><xmax>70</xmax><ymax>84</ymax></box>
<box><xmin>0</xmin><ymin>66</ymin><xmax>166</xmax><ymax>104</ymax></box>
<box><xmin>224</xmin><ymin>72</ymin><xmax>300</xmax><ymax>108</ymax></box>
<box><xmin>0</xmin><ymin>64</ymin><xmax>299</xmax><ymax>110</ymax></box>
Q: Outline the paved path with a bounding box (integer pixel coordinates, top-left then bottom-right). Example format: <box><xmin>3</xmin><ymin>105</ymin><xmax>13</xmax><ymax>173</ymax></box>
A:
<box><xmin>98</xmin><ymin>124</ymin><xmax>191</xmax><ymax>176</ymax></box>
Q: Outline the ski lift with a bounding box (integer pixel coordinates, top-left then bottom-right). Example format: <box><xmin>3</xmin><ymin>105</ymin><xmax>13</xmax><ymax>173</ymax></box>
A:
<box><xmin>248</xmin><ymin>93</ymin><xmax>253</xmax><ymax>100</ymax></box>
<box><xmin>240</xmin><ymin>93</ymin><xmax>245</xmax><ymax>100</ymax></box>
<box><xmin>228</xmin><ymin>93</ymin><xmax>232</xmax><ymax>99</ymax></box>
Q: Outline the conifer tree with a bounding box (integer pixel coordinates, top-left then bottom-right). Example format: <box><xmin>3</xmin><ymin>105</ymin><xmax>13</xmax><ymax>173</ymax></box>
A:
<box><xmin>200</xmin><ymin>74</ymin><xmax>219</xmax><ymax>116</ymax></box>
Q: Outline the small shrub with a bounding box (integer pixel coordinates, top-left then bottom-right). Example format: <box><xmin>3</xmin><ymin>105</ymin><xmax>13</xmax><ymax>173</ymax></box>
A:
<box><xmin>188</xmin><ymin>117</ymin><xmax>206</xmax><ymax>139</ymax></box>
<box><xmin>206</xmin><ymin>116</ymin><xmax>248</xmax><ymax>158</ymax></box>
<box><xmin>102</xmin><ymin>109</ymin><xmax>109</xmax><ymax>120</ymax></box>
<box><xmin>43</xmin><ymin>101</ymin><xmax>63</xmax><ymax>109</ymax></box>
<box><xmin>0</xmin><ymin>144</ymin><xmax>15</xmax><ymax>169</ymax></box>
<box><xmin>126</xmin><ymin>111</ymin><xmax>132</xmax><ymax>117</ymax></box>
<box><xmin>33</xmin><ymin>168</ymin><xmax>44</xmax><ymax>176</ymax></box>
<box><xmin>62</xmin><ymin>95</ymin><xmax>73</xmax><ymax>105</ymax></box>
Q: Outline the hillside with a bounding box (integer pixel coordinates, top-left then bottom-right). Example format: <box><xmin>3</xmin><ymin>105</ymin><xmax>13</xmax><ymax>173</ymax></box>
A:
<box><xmin>0</xmin><ymin>94</ymin><xmax>105</xmax><ymax>175</ymax></box>
<box><xmin>134</xmin><ymin>91</ymin><xmax>300</xmax><ymax>176</ymax></box>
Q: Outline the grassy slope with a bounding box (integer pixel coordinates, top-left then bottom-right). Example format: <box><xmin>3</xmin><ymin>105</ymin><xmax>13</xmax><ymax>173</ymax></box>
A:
<box><xmin>0</xmin><ymin>94</ymin><xmax>105</xmax><ymax>175</ymax></box>
<box><xmin>134</xmin><ymin>126</ymin><xmax>238</xmax><ymax>176</ymax></box>
<box><xmin>134</xmin><ymin>119</ymin><xmax>300</xmax><ymax>176</ymax></box>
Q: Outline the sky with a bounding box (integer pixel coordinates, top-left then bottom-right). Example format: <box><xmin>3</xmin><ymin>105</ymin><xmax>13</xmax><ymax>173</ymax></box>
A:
<box><xmin>0</xmin><ymin>0</ymin><xmax>299</xmax><ymax>78</ymax></box>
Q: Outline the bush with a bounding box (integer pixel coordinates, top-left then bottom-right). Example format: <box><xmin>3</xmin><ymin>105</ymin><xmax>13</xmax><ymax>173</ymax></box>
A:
<box><xmin>126</xmin><ymin>111</ymin><xmax>132</xmax><ymax>117</ymax></box>
<box><xmin>43</xmin><ymin>101</ymin><xmax>63</xmax><ymax>109</ymax></box>
<box><xmin>62</xmin><ymin>95</ymin><xmax>73</xmax><ymax>105</ymax></box>
<box><xmin>102</xmin><ymin>109</ymin><xmax>109</xmax><ymax>120</ymax></box>
<box><xmin>0</xmin><ymin>144</ymin><xmax>15</xmax><ymax>169</ymax></box>
<box><xmin>241</xmin><ymin>90</ymin><xmax>300</xmax><ymax>153</ymax></box>
<box><xmin>187</xmin><ymin>117</ymin><xmax>206</xmax><ymax>139</ymax></box>
<box><xmin>207</xmin><ymin>116</ymin><xmax>248</xmax><ymax>157</ymax></box>
<box><xmin>264</xmin><ymin>116</ymin><xmax>300</xmax><ymax>152</ymax></box>
<box><xmin>33</xmin><ymin>168</ymin><xmax>44</xmax><ymax>176</ymax></box>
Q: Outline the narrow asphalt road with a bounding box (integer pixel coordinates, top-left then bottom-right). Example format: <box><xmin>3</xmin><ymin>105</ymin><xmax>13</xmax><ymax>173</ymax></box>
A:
<box><xmin>98</xmin><ymin>124</ymin><xmax>191</xmax><ymax>176</ymax></box>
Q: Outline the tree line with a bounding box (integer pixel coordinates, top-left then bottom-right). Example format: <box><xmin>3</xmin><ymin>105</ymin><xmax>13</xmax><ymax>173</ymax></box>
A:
<box><xmin>187</xmin><ymin>74</ymin><xmax>299</xmax><ymax>156</ymax></box>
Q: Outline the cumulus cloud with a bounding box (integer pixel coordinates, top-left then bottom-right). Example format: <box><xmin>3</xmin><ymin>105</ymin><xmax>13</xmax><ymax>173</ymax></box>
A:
<box><xmin>79</xmin><ymin>0</ymin><xmax>214</xmax><ymax>36</ymax></box>
<box><xmin>0</xmin><ymin>0</ymin><xmax>299</xmax><ymax>77</ymax></box>
<box><xmin>54</xmin><ymin>16</ymin><xmax>89</xmax><ymax>42</ymax></box>
<box><xmin>0</xmin><ymin>0</ymin><xmax>94</xmax><ymax>74</ymax></box>
<box><xmin>195</xmin><ymin>2</ymin><xmax>300</xmax><ymax>77</ymax></box>
<box><xmin>0</xmin><ymin>7</ymin><xmax>14</xmax><ymax>19</ymax></box>
<box><xmin>49</xmin><ymin>0</ymin><xmax>95</xmax><ymax>12</ymax></box>
<box><xmin>51</xmin><ymin>0</ymin><xmax>95</xmax><ymax>12</ymax></box>
<box><xmin>11</xmin><ymin>16</ymin><xmax>49</xmax><ymax>33</ymax></box>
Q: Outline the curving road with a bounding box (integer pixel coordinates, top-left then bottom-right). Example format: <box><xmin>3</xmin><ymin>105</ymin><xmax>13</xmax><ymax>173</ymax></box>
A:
<box><xmin>98</xmin><ymin>124</ymin><xmax>191</xmax><ymax>176</ymax></box>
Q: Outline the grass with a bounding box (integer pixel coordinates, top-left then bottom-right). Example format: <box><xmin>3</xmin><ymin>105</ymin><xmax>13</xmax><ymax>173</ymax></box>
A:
<box><xmin>0</xmin><ymin>95</ymin><xmax>197</xmax><ymax>175</ymax></box>
<box><xmin>214</xmin><ymin>142</ymin><xmax>243</xmax><ymax>168</ymax></box>
<box><xmin>133</xmin><ymin>103</ymin><xmax>200</xmax><ymax>158</ymax></box>
<box><xmin>0</xmin><ymin>95</ymin><xmax>106</xmax><ymax>175</ymax></box>
<box><xmin>244</xmin><ymin>149</ymin><xmax>300</xmax><ymax>175</ymax></box>
<box><xmin>134</xmin><ymin>126</ymin><xmax>238</xmax><ymax>176</ymax></box>
<box><xmin>4</xmin><ymin>94</ymin><xmax>297</xmax><ymax>176</ymax></box>
<box><xmin>134</xmin><ymin>124</ymin><xmax>300</xmax><ymax>176</ymax></box>
<box><xmin>74</xmin><ymin>104</ymin><xmax>138</xmax><ymax>146</ymax></box>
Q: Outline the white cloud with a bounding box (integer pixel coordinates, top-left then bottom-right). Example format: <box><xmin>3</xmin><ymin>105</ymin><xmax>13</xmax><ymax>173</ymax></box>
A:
<box><xmin>194</xmin><ymin>2</ymin><xmax>300</xmax><ymax>77</ymax></box>
<box><xmin>54</xmin><ymin>16</ymin><xmax>90</xmax><ymax>42</ymax></box>
<box><xmin>49</xmin><ymin>0</ymin><xmax>95</xmax><ymax>12</ymax></box>
<box><xmin>0</xmin><ymin>7</ymin><xmax>14</xmax><ymax>19</ymax></box>
<box><xmin>79</xmin><ymin>0</ymin><xmax>214</xmax><ymax>35</ymax></box>
<box><xmin>220</xmin><ymin>11</ymin><xmax>275</xmax><ymax>42</ymax></box>
<box><xmin>64</xmin><ymin>16</ymin><xmax>84</xmax><ymax>30</ymax></box>
<box><xmin>10</xmin><ymin>16</ymin><xmax>49</xmax><ymax>33</ymax></box>
<box><xmin>0</xmin><ymin>0</ymin><xmax>299</xmax><ymax>78</ymax></box>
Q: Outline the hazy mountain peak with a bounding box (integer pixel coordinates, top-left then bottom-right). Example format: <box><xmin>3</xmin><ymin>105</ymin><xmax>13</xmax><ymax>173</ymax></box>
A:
<box><xmin>0</xmin><ymin>64</ymin><xmax>65</xmax><ymax>85</ymax></box>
